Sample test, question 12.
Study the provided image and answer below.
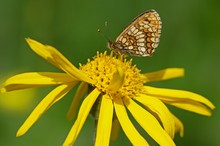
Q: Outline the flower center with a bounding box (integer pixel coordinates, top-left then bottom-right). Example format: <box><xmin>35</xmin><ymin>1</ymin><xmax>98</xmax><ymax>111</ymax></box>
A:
<box><xmin>80</xmin><ymin>52</ymin><xmax>144</xmax><ymax>99</ymax></box>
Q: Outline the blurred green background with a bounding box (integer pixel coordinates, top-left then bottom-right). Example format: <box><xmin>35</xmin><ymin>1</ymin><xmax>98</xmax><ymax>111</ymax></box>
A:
<box><xmin>0</xmin><ymin>0</ymin><xmax>219</xmax><ymax>145</ymax></box>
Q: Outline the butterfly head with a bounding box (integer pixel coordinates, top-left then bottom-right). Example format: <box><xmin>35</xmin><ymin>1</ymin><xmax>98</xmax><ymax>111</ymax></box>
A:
<box><xmin>107</xmin><ymin>41</ymin><xmax>127</xmax><ymax>56</ymax></box>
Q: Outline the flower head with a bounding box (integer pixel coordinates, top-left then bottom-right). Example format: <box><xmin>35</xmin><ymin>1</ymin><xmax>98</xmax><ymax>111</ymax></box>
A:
<box><xmin>1</xmin><ymin>39</ymin><xmax>215</xmax><ymax>146</ymax></box>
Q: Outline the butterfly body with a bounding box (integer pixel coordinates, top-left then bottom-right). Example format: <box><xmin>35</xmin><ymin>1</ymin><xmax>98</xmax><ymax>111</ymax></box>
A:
<box><xmin>108</xmin><ymin>9</ymin><xmax>162</xmax><ymax>57</ymax></box>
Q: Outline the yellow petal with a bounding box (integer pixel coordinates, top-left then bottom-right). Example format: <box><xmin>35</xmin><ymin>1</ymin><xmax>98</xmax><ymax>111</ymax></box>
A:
<box><xmin>16</xmin><ymin>83</ymin><xmax>75</xmax><ymax>137</ymax></box>
<box><xmin>124</xmin><ymin>97</ymin><xmax>175</xmax><ymax>146</ymax></box>
<box><xmin>135</xmin><ymin>94</ymin><xmax>175</xmax><ymax>138</ymax></box>
<box><xmin>66</xmin><ymin>82</ymin><xmax>88</xmax><ymax>120</ymax></box>
<box><xmin>142</xmin><ymin>68</ymin><xmax>184</xmax><ymax>83</ymax></box>
<box><xmin>144</xmin><ymin>86</ymin><xmax>215</xmax><ymax>115</ymax></box>
<box><xmin>1</xmin><ymin>72</ymin><xmax>74</xmax><ymax>92</ymax></box>
<box><xmin>95</xmin><ymin>95</ymin><xmax>113</xmax><ymax>146</ymax></box>
<box><xmin>63</xmin><ymin>88</ymin><xmax>100</xmax><ymax>146</ymax></box>
<box><xmin>110</xmin><ymin>119</ymin><xmax>120</xmax><ymax>141</ymax></box>
<box><xmin>167</xmin><ymin>100</ymin><xmax>213</xmax><ymax>116</ymax></box>
<box><xmin>26</xmin><ymin>38</ymin><xmax>94</xmax><ymax>84</ymax></box>
<box><xmin>108</xmin><ymin>67</ymin><xmax>125</xmax><ymax>92</ymax></box>
<box><xmin>25</xmin><ymin>38</ymin><xmax>58</xmax><ymax>68</ymax></box>
<box><xmin>113</xmin><ymin>97</ymin><xmax>149</xmax><ymax>146</ymax></box>
<box><xmin>172</xmin><ymin>114</ymin><xmax>184</xmax><ymax>137</ymax></box>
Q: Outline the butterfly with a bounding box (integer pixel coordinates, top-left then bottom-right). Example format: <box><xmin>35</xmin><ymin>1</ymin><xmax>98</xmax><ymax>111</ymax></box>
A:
<box><xmin>108</xmin><ymin>9</ymin><xmax>162</xmax><ymax>57</ymax></box>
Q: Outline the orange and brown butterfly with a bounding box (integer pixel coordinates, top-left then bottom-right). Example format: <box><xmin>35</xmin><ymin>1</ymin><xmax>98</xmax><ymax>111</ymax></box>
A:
<box><xmin>108</xmin><ymin>9</ymin><xmax>162</xmax><ymax>57</ymax></box>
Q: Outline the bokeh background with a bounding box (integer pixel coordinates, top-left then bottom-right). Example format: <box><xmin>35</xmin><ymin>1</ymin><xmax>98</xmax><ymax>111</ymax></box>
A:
<box><xmin>0</xmin><ymin>0</ymin><xmax>219</xmax><ymax>146</ymax></box>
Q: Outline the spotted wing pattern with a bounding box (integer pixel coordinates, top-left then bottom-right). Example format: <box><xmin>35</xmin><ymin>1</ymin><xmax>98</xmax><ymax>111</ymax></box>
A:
<box><xmin>109</xmin><ymin>9</ymin><xmax>162</xmax><ymax>57</ymax></box>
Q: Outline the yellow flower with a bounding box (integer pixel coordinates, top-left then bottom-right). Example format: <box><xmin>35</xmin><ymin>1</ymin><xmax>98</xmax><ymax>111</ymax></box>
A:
<box><xmin>0</xmin><ymin>39</ymin><xmax>215</xmax><ymax>146</ymax></box>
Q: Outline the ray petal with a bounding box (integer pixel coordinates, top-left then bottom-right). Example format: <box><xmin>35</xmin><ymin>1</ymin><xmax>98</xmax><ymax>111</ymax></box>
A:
<box><xmin>142</xmin><ymin>68</ymin><xmax>184</xmax><ymax>83</ymax></box>
<box><xmin>143</xmin><ymin>86</ymin><xmax>215</xmax><ymax>115</ymax></box>
<box><xmin>1</xmin><ymin>72</ymin><xmax>74</xmax><ymax>92</ymax></box>
<box><xmin>16</xmin><ymin>83</ymin><xmax>75</xmax><ymax>137</ymax></box>
<box><xmin>124</xmin><ymin>97</ymin><xmax>175</xmax><ymax>146</ymax></box>
<box><xmin>63</xmin><ymin>88</ymin><xmax>100</xmax><ymax>146</ymax></box>
<box><xmin>135</xmin><ymin>94</ymin><xmax>175</xmax><ymax>138</ymax></box>
<box><xmin>95</xmin><ymin>94</ymin><xmax>113</xmax><ymax>146</ymax></box>
<box><xmin>26</xmin><ymin>38</ymin><xmax>94</xmax><ymax>84</ymax></box>
<box><xmin>114</xmin><ymin>97</ymin><xmax>149</xmax><ymax>146</ymax></box>
<box><xmin>66</xmin><ymin>82</ymin><xmax>88</xmax><ymax>120</ymax></box>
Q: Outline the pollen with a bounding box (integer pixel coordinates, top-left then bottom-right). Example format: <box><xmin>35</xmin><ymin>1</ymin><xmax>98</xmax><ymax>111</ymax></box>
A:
<box><xmin>80</xmin><ymin>51</ymin><xmax>144</xmax><ymax>99</ymax></box>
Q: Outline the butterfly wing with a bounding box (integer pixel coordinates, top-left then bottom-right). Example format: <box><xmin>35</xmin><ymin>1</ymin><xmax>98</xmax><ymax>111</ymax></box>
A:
<box><xmin>112</xmin><ymin>9</ymin><xmax>162</xmax><ymax>56</ymax></box>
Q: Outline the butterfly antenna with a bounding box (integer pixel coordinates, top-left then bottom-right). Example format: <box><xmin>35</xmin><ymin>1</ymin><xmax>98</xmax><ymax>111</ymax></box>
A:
<box><xmin>97</xmin><ymin>29</ymin><xmax>111</xmax><ymax>43</ymax></box>
<box><xmin>98</xmin><ymin>21</ymin><xmax>112</xmax><ymax>42</ymax></box>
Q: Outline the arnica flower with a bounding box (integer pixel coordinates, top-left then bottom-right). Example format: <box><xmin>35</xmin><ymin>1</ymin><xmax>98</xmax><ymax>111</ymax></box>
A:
<box><xmin>0</xmin><ymin>38</ymin><xmax>215</xmax><ymax>146</ymax></box>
